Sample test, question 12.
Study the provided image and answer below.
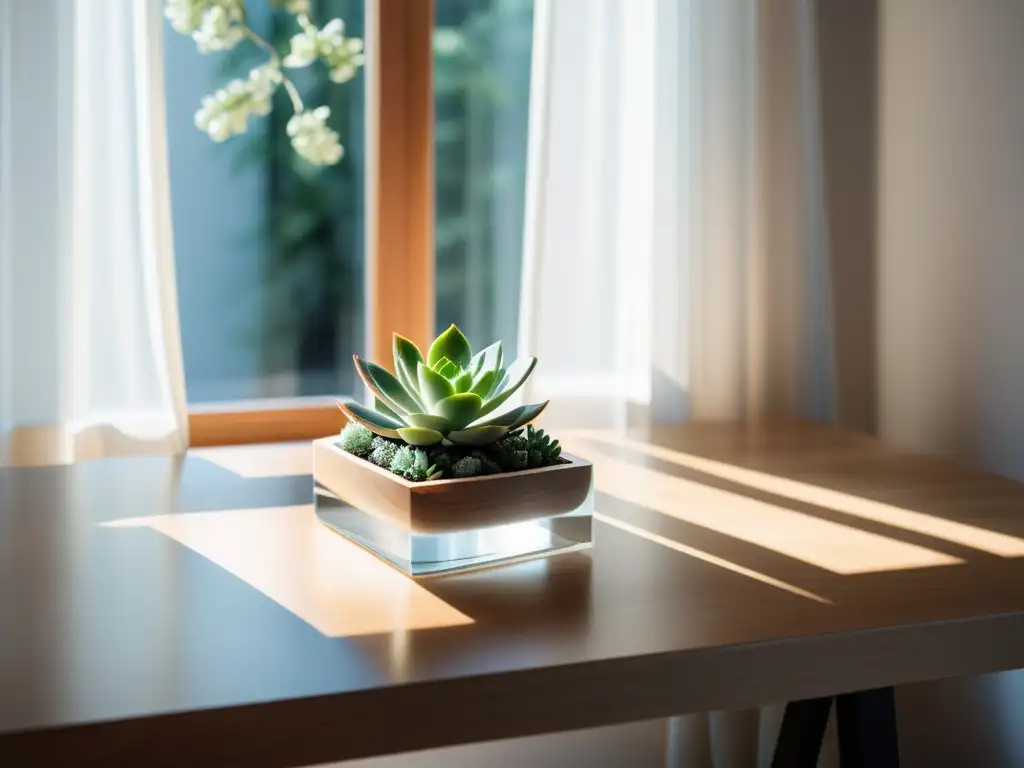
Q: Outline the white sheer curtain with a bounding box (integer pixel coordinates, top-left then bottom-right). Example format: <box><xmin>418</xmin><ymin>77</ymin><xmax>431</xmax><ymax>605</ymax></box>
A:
<box><xmin>519</xmin><ymin>0</ymin><xmax>834</xmax><ymax>431</ymax></box>
<box><xmin>520</xmin><ymin>0</ymin><xmax>836</xmax><ymax>764</ymax></box>
<box><xmin>0</xmin><ymin>0</ymin><xmax>189</xmax><ymax>467</ymax></box>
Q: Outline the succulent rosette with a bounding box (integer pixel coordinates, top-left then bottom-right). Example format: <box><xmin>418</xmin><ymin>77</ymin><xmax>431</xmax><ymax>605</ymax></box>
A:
<box><xmin>338</xmin><ymin>325</ymin><xmax>548</xmax><ymax>448</ymax></box>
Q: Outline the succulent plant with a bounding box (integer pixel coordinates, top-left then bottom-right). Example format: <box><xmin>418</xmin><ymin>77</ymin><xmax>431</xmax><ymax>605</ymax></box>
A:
<box><xmin>525</xmin><ymin>425</ymin><xmax>561</xmax><ymax>468</ymax></box>
<box><xmin>452</xmin><ymin>455</ymin><xmax>482</xmax><ymax>478</ymax></box>
<box><xmin>339</xmin><ymin>421</ymin><xmax>374</xmax><ymax>456</ymax></box>
<box><xmin>337</xmin><ymin>324</ymin><xmax>549</xmax><ymax>448</ymax></box>
<box><xmin>471</xmin><ymin>449</ymin><xmax>503</xmax><ymax>476</ymax></box>
<box><xmin>390</xmin><ymin>446</ymin><xmax>442</xmax><ymax>482</ymax></box>
<box><xmin>367</xmin><ymin>436</ymin><xmax>399</xmax><ymax>469</ymax></box>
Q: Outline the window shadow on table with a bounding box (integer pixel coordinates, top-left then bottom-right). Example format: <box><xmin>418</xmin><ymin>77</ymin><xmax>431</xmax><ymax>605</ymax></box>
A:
<box><xmin>566</xmin><ymin>429</ymin><xmax>1024</xmax><ymax>611</ymax></box>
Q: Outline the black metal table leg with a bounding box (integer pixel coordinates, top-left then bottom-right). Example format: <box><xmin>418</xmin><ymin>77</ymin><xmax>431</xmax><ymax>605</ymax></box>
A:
<box><xmin>771</xmin><ymin>696</ymin><xmax>833</xmax><ymax>768</ymax></box>
<box><xmin>836</xmin><ymin>686</ymin><xmax>899</xmax><ymax>768</ymax></box>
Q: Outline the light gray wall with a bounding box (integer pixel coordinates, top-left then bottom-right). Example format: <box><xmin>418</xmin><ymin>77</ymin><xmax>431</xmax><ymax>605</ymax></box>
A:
<box><xmin>816</xmin><ymin>0</ymin><xmax>878</xmax><ymax>435</ymax></box>
<box><xmin>877</xmin><ymin>1</ymin><xmax>1024</xmax><ymax>765</ymax></box>
<box><xmin>878</xmin><ymin>0</ymin><xmax>1024</xmax><ymax>480</ymax></box>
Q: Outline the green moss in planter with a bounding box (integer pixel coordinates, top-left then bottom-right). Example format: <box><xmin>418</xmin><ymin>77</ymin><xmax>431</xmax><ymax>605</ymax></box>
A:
<box><xmin>451</xmin><ymin>455</ymin><xmax>482</xmax><ymax>478</ymax></box>
<box><xmin>335</xmin><ymin>424</ymin><xmax>563</xmax><ymax>482</ymax></box>
<box><xmin>368</xmin><ymin>436</ymin><xmax>399</xmax><ymax>469</ymax></box>
<box><xmin>339</xmin><ymin>422</ymin><xmax>374</xmax><ymax>457</ymax></box>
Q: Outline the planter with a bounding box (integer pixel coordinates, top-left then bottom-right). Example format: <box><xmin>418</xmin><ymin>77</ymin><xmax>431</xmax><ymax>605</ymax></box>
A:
<box><xmin>312</xmin><ymin>438</ymin><xmax>594</xmax><ymax>577</ymax></box>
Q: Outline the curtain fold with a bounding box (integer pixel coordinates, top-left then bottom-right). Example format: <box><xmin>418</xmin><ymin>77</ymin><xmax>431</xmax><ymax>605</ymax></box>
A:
<box><xmin>520</xmin><ymin>0</ymin><xmax>836</xmax><ymax>764</ymax></box>
<box><xmin>0</xmin><ymin>0</ymin><xmax>189</xmax><ymax>467</ymax></box>
<box><xmin>519</xmin><ymin>0</ymin><xmax>834</xmax><ymax>431</ymax></box>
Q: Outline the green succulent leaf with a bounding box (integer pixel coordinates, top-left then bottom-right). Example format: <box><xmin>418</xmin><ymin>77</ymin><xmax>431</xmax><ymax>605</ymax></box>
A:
<box><xmin>393</xmin><ymin>334</ymin><xmax>425</xmax><ymax>399</ymax></box>
<box><xmin>468</xmin><ymin>341</ymin><xmax>502</xmax><ymax>379</ymax></box>
<box><xmin>434</xmin><ymin>358</ymin><xmax>460</xmax><ymax>379</ymax></box>
<box><xmin>433</xmin><ymin>392</ymin><xmax>483</xmax><ymax>430</ymax></box>
<box><xmin>487</xmin><ymin>367</ymin><xmax>507</xmax><ymax>398</ymax></box>
<box><xmin>446</xmin><ymin>425</ymin><xmax>510</xmax><ymax>446</ymax></box>
<box><xmin>397</xmin><ymin>427</ymin><xmax>444</xmax><ymax>446</ymax></box>
<box><xmin>338</xmin><ymin>401</ymin><xmax>403</xmax><ymax>440</ymax></box>
<box><xmin>392</xmin><ymin>333</ymin><xmax>424</xmax><ymax>377</ymax></box>
<box><xmin>404</xmin><ymin>413</ymin><xmax>449</xmax><ymax>431</ymax></box>
<box><xmin>417</xmin><ymin>361</ymin><xmax>455</xmax><ymax>408</ymax></box>
<box><xmin>354</xmin><ymin>356</ymin><xmax>421</xmax><ymax>415</ymax></box>
<box><xmin>469</xmin><ymin>400</ymin><xmax>549</xmax><ymax>430</ymax></box>
<box><xmin>375</xmin><ymin>397</ymin><xmax>404</xmax><ymax>423</ymax></box>
<box><xmin>426</xmin><ymin>470</ymin><xmax>444</xmax><ymax>481</ymax></box>
<box><xmin>469</xmin><ymin>369</ymin><xmax>497</xmax><ymax>398</ymax></box>
<box><xmin>452</xmin><ymin>368</ymin><xmax>474</xmax><ymax>393</ymax></box>
<box><xmin>476</xmin><ymin>357</ymin><xmax>538</xmax><ymax>420</ymax></box>
<box><xmin>431</xmin><ymin>355</ymin><xmax>453</xmax><ymax>373</ymax></box>
<box><xmin>395</xmin><ymin>364</ymin><xmax>421</xmax><ymax>404</ymax></box>
<box><xmin>427</xmin><ymin>324</ymin><xmax>472</xmax><ymax>369</ymax></box>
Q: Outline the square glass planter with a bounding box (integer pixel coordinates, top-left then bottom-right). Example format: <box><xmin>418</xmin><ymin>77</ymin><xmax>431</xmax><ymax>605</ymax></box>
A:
<box><xmin>312</xmin><ymin>438</ymin><xmax>593</xmax><ymax>577</ymax></box>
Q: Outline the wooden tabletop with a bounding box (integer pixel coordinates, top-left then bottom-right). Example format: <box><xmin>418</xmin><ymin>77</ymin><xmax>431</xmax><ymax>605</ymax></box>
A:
<box><xmin>2</xmin><ymin>421</ymin><xmax>1024</xmax><ymax>766</ymax></box>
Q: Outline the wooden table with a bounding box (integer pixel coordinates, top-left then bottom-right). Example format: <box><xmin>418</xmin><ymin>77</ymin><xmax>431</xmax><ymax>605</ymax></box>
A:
<box><xmin>2</xmin><ymin>422</ymin><xmax>1024</xmax><ymax>766</ymax></box>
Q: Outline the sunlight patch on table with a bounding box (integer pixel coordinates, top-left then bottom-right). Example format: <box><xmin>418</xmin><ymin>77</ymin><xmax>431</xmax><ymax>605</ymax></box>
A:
<box><xmin>574</xmin><ymin>431</ymin><xmax>1024</xmax><ymax>558</ymax></box>
<box><xmin>561</xmin><ymin>436</ymin><xmax>962</xmax><ymax>574</ymax></box>
<box><xmin>102</xmin><ymin>505</ymin><xmax>473</xmax><ymax>636</ymax></box>
<box><xmin>191</xmin><ymin>443</ymin><xmax>313</xmax><ymax>478</ymax></box>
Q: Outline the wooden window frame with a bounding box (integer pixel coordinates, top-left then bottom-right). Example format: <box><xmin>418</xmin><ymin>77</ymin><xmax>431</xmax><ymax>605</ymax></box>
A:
<box><xmin>189</xmin><ymin>0</ymin><xmax>435</xmax><ymax>448</ymax></box>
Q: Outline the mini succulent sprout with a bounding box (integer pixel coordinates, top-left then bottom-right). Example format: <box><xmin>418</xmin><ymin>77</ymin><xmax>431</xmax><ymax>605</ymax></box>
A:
<box><xmin>337</xmin><ymin>325</ymin><xmax>549</xmax><ymax>448</ymax></box>
<box><xmin>525</xmin><ymin>425</ymin><xmax>561</xmax><ymax>468</ymax></box>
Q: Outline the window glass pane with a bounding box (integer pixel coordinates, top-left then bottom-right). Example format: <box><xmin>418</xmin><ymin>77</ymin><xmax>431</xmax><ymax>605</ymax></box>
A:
<box><xmin>434</xmin><ymin>0</ymin><xmax>534</xmax><ymax>355</ymax></box>
<box><xmin>165</xmin><ymin>0</ymin><xmax>365</xmax><ymax>404</ymax></box>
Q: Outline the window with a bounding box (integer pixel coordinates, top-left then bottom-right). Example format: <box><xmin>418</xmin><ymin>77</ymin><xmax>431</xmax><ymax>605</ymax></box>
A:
<box><xmin>166</xmin><ymin>0</ymin><xmax>534</xmax><ymax>445</ymax></box>
<box><xmin>167</xmin><ymin>0</ymin><xmax>366</xmax><ymax>406</ymax></box>
<box><xmin>434</xmin><ymin>0</ymin><xmax>534</xmax><ymax>354</ymax></box>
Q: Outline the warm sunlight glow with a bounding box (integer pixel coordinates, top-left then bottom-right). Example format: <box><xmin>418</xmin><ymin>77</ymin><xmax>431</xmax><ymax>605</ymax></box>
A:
<box><xmin>595</xmin><ymin>513</ymin><xmax>832</xmax><ymax>604</ymax></box>
<box><xmin>193</xmin><ymin>443</ymin><xmax>313</xmax><ymax>478</ymax></box>
<box><xmin>103</xmin><ymin>506</ymin><xmax>473</xmax><ymax>636</ymax></box>
<box><xmin>575</xmin><ymin>432</ymin><xmax>1024</xmax><ymax>558</ymax></box>
<box><xmin>561</xmin><ymin>437</ymin><xmax>962</xmax><ymax>574</ymax></box>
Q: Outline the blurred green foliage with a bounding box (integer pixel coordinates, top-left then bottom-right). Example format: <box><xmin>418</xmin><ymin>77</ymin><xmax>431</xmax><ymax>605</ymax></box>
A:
<box><xmin>227</xmin><ymin>0</ymin><xmax>532</xmax><ymax>395</ymax></box>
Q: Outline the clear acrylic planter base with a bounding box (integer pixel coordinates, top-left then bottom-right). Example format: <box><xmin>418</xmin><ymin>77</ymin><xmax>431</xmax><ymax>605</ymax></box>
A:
<box><xmin>312</xmin><ymin>438</ymin><xmax>594</xmax><ymax>578</ymax></box>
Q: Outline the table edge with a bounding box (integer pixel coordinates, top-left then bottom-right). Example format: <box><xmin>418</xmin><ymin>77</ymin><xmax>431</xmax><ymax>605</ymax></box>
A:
<box><xmin>3</xmin><ymin>610</ymin><xmax>1023</xmax><ymax>766</ymax></box>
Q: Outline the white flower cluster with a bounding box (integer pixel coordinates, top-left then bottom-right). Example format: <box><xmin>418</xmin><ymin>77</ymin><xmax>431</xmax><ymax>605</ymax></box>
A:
<box><xmin>284</xmin><ymin>16</ymin><xmax>365</xmax><ymax>83</ymax></box>
<box><xmin>194</xmin><ymin>63</ymin><xmax>282</xmax><ymax>142</ymax></box>
<box><xmin>165</xmin><ymin>0</ymin><xmax>210</xmax><ymax>34</ymax></box>
<box><xmin>167</xmin><ymin>0</ymin><xmax>358</xmax><ymax>166</ymax></box>
<box><xmin>287</xmin><ymin>107</ymin><xmax>343</xmax><ymax>166</ymax></box>
<box><xmin>165</xmin><ymin>0</ymin><xmax>245</xmax><ymax>53</ymax></box>
<box><xmin>194</xmin><ymin>3</ymin><xmax>245</xmax><ymax>52</ymax></box>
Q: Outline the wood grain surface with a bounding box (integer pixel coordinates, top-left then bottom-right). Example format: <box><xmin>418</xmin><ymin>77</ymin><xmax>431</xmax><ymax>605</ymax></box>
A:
<box><xmin>314</xmin><ymin>439</ymin><xmax>593</xmax><ymax>534</ymax></box>
<box><xmin>2</xmin><ymin>421</ymin><xmax>1024</xmax><ymax>766</ymax></box>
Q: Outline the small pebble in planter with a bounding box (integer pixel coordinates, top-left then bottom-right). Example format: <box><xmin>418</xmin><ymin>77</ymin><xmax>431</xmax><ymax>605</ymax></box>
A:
<box><xmin>334</xmin><ymin>325</ymin><xmax>564</xmax><ymax>481</ymax></box>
